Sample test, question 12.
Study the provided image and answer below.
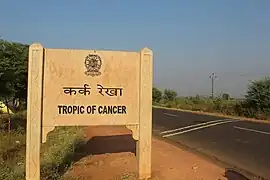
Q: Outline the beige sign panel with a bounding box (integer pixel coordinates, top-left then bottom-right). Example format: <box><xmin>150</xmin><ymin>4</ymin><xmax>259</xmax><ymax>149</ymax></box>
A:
<box><xmin>43</xmin><ymin>48</ymin><xmax>140</xmax><ymax>126</ymax></box>
<box><xmin>26</xmin><ymin>43</ymin><xmax>153</xmax><ymax>180</ymax></box>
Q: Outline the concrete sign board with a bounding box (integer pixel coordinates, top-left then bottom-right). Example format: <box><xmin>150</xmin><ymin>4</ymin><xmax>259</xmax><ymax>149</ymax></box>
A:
<box><xmin>26</xmin><ymin>43</ymin><xmax>152</xmax><ymax>180</ymax></box>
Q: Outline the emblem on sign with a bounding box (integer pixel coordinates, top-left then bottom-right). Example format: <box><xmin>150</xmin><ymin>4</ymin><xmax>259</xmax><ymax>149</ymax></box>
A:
<box><xmin>84</xmin><ymin>54</ymin><xmax>102</xmax><ymax>77</ymax></box>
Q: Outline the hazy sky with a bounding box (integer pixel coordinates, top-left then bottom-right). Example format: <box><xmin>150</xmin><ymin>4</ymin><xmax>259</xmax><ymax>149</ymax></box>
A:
<box><xmin>1</xmin><ymin>0</ymin><xmax>270</xmax><ymax>98</ymax></box>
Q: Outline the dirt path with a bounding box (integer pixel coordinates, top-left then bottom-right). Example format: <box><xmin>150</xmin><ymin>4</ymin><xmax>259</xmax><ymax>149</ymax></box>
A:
<box><xmin>63</xmin><ymin>126</ymin><xmax>248</xmax><ymax>180</ymax></box>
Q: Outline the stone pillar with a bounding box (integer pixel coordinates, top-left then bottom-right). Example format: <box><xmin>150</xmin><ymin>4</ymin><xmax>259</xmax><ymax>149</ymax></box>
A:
<box><xmin>137</xmin><ymin>47</ymin><xmax>153</xmax><ymax>179</ymax></box>
<box><xmin>26</xmin><ymin>43</ymin><xmax>44</xmax><ymax>180</ymax></box>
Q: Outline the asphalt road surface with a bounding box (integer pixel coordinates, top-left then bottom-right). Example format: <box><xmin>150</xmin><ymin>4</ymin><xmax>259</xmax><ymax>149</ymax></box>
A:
<box><xmin>152</xmin><ymin>107</ymin><xmax>270</xmax><ymax>180</ymax></box>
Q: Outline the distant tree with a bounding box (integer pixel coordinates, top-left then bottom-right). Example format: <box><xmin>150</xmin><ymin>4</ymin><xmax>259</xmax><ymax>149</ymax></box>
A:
<box><xmin>152</xmin><ymin>87</ymin><xmax>162</xmax><ymax>103</ymax></box>
<box><xmin>0</xmin><ymin>39</ymin><xmax>28</xmax><ymax>111</ymax></box>
<box><xmin>244</xmin><ymin>77</ymin><xmax>270</xmax><ymax>116</ymax></box>
<box><xmin>163</xmin><ymin>89</ymin><xmax>177</xmax><ymax>102</ymax></box>
<box><xmin>222</xmin><ymin>93</ymin><xmax>230</xmax><ymax>100</ymax></box>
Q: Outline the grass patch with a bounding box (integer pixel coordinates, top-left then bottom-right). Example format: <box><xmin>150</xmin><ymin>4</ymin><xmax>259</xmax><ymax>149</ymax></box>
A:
<box><xmin>0</xmin><ymin>112</ymin><xmax>85</xmax><ymax>180</ymax></box>
<box><xmin>0</xmin><ymin>128</ymin><xmax>26</xmax><ymax>180</ymax></box>
<box><xmin>40</xmin><ymin>126</ymin><xmax>85</xmax><ymax>180</ymax></box>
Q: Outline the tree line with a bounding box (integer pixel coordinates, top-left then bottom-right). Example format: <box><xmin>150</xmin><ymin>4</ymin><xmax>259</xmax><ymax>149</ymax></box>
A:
<box><xmin>1</xmin><ymin>39</ymin><xmax>270</xmax><ymax>120</ymax></box>
<box><xmin>152</xmin><ymin>78</ymin><xmax>270</xmax><ymax>120</ymax></box>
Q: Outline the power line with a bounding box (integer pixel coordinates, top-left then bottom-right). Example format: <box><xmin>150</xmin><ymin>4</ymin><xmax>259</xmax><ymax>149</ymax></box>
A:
<box><xmin>209</xmin><ymin>72</ymin><xmax>217</xmax><ymax>98</ymax></box>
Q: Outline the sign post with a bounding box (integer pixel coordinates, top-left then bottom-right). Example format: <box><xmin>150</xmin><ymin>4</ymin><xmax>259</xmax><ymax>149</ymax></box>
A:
<box><xmin>26</xmin><ymin>43</ymin><xmax>153</xmax><ymax>180</ymax></box>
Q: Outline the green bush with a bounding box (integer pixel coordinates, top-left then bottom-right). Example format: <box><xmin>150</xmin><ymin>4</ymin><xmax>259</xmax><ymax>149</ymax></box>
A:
<box><xmin>243</xmin><ymin>77</ymin><xmax>270</xmax><ymax>119</ymax></box>
<box><xmin>0</xmin><ymin>112</ymin><xmax>85</xmax><ymax>180</ymax></box>
<box><xmin>0</xmin><ymin>110</ymin><xmax>26</xmax><ymax>131</ymax></box>
<box><xmin>163</xmin><ymin>89</ymin><xmax>177</xmax><ymax>102</ymax></box>
<box><xmin>152</xmin><ymin>87</ymin><xmax>162</xmax><ymax>103</ymax></box>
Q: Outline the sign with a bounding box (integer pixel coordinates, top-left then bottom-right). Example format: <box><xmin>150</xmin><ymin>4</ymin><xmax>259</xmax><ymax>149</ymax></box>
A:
<box><xmin>26</xmin><ymin>43</ymin><xmax>153</xmax><ymax>180</ymax></box>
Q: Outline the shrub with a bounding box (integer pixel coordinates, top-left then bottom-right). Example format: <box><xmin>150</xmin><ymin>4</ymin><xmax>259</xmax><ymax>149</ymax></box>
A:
<box><xmin>163</xmin><ymin>89</ymin><xmax>177</xmax><ymax>102</ymax></box>
<box><xmin>152</xmin><ymin>87</ymin><xmax>163</xmax><ymax>103</ymax></box>
<box><xmin>222</xmin><ymin>93</ymin><xmax>230</xmax><ymax>100</ymax></box>
<box><xmin>243</xmin><ymin>77</ymin><xmax>270</xmax><ymax>118</ymax></box>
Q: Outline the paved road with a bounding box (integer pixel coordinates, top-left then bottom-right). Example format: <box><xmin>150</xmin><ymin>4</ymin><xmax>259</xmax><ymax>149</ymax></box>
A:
<box><xmin>152</xmin><ymin>107</ymin><xmax>270</xmax><ymax>180</ymax></box>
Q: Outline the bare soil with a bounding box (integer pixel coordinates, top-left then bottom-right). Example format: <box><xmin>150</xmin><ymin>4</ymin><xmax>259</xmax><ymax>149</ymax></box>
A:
<box><xmin>63</xmin><ymin>126</ymin><xmax>248</xmax><ymax>180</ymax></box>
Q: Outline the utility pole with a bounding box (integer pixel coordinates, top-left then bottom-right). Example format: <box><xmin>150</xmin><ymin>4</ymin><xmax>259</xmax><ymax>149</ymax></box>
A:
<box><xmin>209</xmin><ymin>72</ymin><xmax>217</xmax><ymax>98</ymax></box>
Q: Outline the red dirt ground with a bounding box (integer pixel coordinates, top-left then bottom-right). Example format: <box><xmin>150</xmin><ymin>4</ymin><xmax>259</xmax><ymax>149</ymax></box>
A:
<box><xmin>63</xmin><ymin>126</ymin><xmax>247</xmax><ymax>180</ymax></box>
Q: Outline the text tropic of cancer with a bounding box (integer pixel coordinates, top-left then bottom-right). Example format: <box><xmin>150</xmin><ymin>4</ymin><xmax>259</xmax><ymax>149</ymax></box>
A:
<box><xmin>63</xmin><ymin>84</ymin><xmax>123</xmax><ymax>96</ymax></box>
<box><xmin>57</xmin><ymin>105</ymin><xmax>127</xmax><ymax>114</ymax></box>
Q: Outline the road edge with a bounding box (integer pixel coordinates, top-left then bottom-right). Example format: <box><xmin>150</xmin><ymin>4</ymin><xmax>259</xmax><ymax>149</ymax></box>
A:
<box><xmin>153</xmin><ymin>105</ymin><xmax>270</xmax><ymax>124</ymax></box>
<box><xmin>152</xmin><ymin>105</ymin><xmax>269</xmax><ymax>180</ymax></box>
<box><xmin>152</xmin><ymin>132</ymin><xmax>267</xmax><ymax>180</ymax></box>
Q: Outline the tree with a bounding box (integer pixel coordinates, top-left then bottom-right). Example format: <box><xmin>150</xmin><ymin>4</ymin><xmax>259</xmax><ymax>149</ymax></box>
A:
<box><xmin>152</xmin><ymin>87</ymin><xmax>162</xmax><ymax>103</ymax></box>
<box><xmin>0</xmin><ymin>39</ymin><xmax>28</xmax><ymax>111</ymax></box>
<box><xmin>244</xmin><ymin>77</ymin><xmax>270</xmax><ymax>116</ymax></box>
<box><xmin>222</xmin><ymin>93</ymin><xmax>230</xmax><ymax>100</ymax></box>
<box><xmin>163</xmin><ymin>89</ymin><xmax>177</xmax><ymax>102</ymax></box>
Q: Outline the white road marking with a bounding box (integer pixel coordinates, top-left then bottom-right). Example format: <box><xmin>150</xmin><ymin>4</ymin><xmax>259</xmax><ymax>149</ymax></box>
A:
<box><xmin>234</xmin><ymin>126</ymin><xmax>270</xmax><ymax>135</ymax></box>
<box><xmin>162</xmin><ymin>120</ymin><xmax>235</xmax><ymax>138</ymax></box>
<box><xmin>160</xmin><ymin>119</ymin><xmax>230</xmax><ymax>134</ymax></box>
<box><xmin>164</xmin><ymin>113</ymin><xmax>178</xmax><ymax>117</ymax></box>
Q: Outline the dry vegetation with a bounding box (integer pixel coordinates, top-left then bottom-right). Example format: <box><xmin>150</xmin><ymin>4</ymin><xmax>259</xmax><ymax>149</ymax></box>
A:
<box><xmin>0</xmin><ymin>112</ymin><xmax>85</xmax><ymax>180</ymax></box>
<box><xmin>153</xmin><ymin>80</ymin><xmax>270</xmax><ymax>121</ymax></box>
